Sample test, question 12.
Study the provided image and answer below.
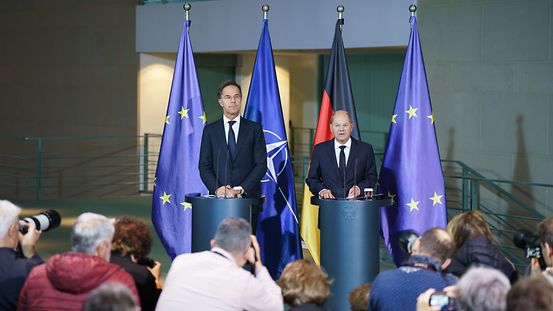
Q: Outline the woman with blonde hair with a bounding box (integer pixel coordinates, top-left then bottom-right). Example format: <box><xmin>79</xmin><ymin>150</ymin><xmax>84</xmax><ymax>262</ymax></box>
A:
<box><xmin>277</xmin><ymin>259</ymin><xmax>332</xmax><ymax>310</ymax></box>
<box><xmin>447</xmin><ymin>211</ymin><xmax>517</xmax><ymax>282</ymax></box>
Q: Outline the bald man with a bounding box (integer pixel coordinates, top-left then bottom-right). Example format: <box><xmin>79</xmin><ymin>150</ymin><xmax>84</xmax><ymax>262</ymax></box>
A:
<box><xmin>306</xmin><ymin>110</ymin><xmax>377</xmax><ymax>199</ymax></box>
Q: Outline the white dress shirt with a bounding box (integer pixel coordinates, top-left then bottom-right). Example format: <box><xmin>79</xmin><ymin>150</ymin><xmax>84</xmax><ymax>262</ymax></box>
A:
<box><xmin>334</xmin><ymin>138</ymin><xmax>352</xmax><ymax>167</ymax></box>
<box><xmin>155</xmin><ymin>247</ymin><xmax>283</xmax><ymax>311</ymax></box>
<box><xmin>223</xmin><ymin>115</ymin><xmax>240</xmax><ymax>144</ymax></box>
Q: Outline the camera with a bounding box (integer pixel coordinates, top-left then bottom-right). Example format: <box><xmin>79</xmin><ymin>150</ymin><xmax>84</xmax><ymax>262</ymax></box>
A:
<box><xmin>513</xmin><ymin>229</ymin><xmax>546</xmax><ymax>270</ymax></box>
<box><xmin>136</xmin><ymin>256</ymin><xmax>156</xmax><ymax>268</ymax></box>
<box><xmin>398</xmin><ymin>230</ymin><xmax>419</xmax><ymax>255</ymax></box>
<box><xmin>18</xmin><ymin>209</ymin><xmax>61</xmax><ymax>234</ymax></box>
<box><xmin>429</xmin><ymin>292</ymin><xmax>459</xmax><ymax>311</ymax></box>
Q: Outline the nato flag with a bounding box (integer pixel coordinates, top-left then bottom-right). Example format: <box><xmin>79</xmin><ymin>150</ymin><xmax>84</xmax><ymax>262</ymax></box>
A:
<box><xmin>244</xmin><ymin>19</ymin><xmax>302</xmax><ymax>279</ymax></box>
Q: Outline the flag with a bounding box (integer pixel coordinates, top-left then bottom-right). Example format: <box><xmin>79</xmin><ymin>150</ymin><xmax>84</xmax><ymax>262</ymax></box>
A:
<box><xmin>151</xmin><ymin>19</ymin><xmax>208</xmax><ymax>259</ymax></box>
<box><xmin>379</xmin><ymin>15</ymin><xmax>447</xmax><ymax>265</ymax></box>
<box><xmin>244</xmin><ymin>19</ymin><xmax>302</xmax><ymax>279</ymax></box>
<box><xmin>300</xmin><ymin>19</ymin><xmax>360</xmax><ymax>264</ymax></box>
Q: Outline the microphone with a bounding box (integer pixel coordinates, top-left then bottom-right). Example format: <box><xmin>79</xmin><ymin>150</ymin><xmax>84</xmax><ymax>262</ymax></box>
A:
<box><xmin>354</xmin><ymin>158</ymin><xmax>358</xmax><ymax>198</ymax></box>
<box><xmin>343</xmin><ymin>157</ymin><xmax>346</xmax><ymax>200</ymax></box>
<box><xmin>215</xmin><ymin>149</ymin><xmax>221</xmax><ymax>194</ymax></box>
<box><xmin>224</xmin><ymin>148</ymin><xmax>230</xmax><ymax>199</ymax></box>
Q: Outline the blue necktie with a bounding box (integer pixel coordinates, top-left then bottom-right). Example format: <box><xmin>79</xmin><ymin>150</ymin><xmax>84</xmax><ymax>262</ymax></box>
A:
<box><xmin>228</xmin><ymin>120</ymin><xmax>237</xmax><ymax>157</ymax></box>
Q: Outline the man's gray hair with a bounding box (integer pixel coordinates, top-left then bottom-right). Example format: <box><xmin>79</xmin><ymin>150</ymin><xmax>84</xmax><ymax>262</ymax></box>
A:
<box><xmin>214</xmin><ymin>217</ymin><xmax>251</xmax><ymax>255</ymax></box>
<box><xmin>0</xmin><ymin>200</ymin><xmax>21</xmax><ymax>239</ymax></box>
<box><xmin>82</xmin><ymin>282</ymin><xmax>137</xmax><ymax>311</ymax></box>
<box><xmin>72</xmin><ymin>215</ymin><xmax>114</xmax><ymax>254</ymax></box>
<box><xmin>458</xmin><ymin>266</ymin><xmax>510</xmax><ymax>311</ymax></box>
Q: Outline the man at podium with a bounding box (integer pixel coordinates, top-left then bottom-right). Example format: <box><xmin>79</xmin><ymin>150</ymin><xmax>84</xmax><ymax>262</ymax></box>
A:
<box><xmin>306</xmin><ymin>110</ymin><xmax>377</xmax><ymax>199</ymax></box>
<box><xmin>199</xmin><ymin>80</ymin><xmax>267</xmax><ymax>198</ymax></box>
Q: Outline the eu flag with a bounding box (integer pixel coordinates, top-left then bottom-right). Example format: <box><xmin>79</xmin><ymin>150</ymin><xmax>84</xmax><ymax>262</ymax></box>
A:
<box><xmin>244</xmin><ymin>19</ymin><xmax>302</xmax><ymax>279</ymax></box>
<box><xmin>379</xmin><ymin>15</ymin><xmax>447</xmax><ymax>265</ymax></box>
<box><xmin>152</xmin><ymin>19</ymin><xmax>207</xmax><ymax>259</ymax></box>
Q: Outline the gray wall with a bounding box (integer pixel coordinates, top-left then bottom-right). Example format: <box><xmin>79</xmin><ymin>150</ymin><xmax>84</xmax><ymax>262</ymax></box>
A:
<box><xmin>419</xmin><ymin>0</ymin><xmax>553</xmax><ymax>213</ymax></box>
<box><xmin>136</xmin><ymin>0</ymin><xmax>413</xmax><ymax>53</ymax></box>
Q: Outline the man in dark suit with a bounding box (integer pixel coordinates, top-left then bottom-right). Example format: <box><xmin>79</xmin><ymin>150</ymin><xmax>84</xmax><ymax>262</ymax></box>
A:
<box><xmin>199</xmin><ymin>80</ymin><xmax>267</xmax><ymax>198</ymax></box>
<box><xmin>306</xmin><ymin>110</ymin><xmax>377</xmax><ymax>199</ymax></box>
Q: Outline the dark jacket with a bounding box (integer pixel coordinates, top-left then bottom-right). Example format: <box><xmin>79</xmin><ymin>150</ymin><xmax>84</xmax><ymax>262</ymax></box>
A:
<box><xmin>111</xmin><ymin>253</ymin><xmax>160</xmax><ymax>311</ymax></box>
<box><xmin>0</xmin><ymin>248</ymin><xmax>42</xmax><ymax>311</ymax></box>
<box><xmin>447</xmin><ymin>235</ymin><xmax>518</xmax><ymax>283</ymax></box>
<box><xmin>18</xmin><ymin>252</ymin><xmax>139</xmax><ymax>311</ymax></box>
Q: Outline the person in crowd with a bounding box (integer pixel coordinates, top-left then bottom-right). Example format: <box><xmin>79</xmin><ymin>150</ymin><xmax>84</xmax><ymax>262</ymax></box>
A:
<box><xmin>82</xmin><ymin>283</ymin><xmax>138</xmax><ymax>311</ymax></box>
<box><xmin>18</xmin><ymin>213</ymin><xmax>139</xmax><ymax>310</ymax></box>
<box><xmin>506</xmin><ymin>276</ymin><xmax>553</xmax><ymax>311</ymax></box>
<box><xmin>277</xmin><ymin>259</ymin><xmax>332</xmax><ymax>311</ymax></box>
<box><xmin>447</xmin><ymin>211</ymin><xmax>517</xmax><ymax>282</ymax></box>
<box><xmin>0</xmin><ymin>200</ymin><xmax>42</xmax><ymax>310</ymax></box>
<box><xmin>369</xmin><ymin>228</ymin><xmax>457</xmax><ymax>311</ymax></box>
<box><xmin>534</xmin><ymin>215</ymin><xmax>553</xmax><ymax>282</ymax></box>
<box><xmin>156</xmin><ymin>217</ymin><xmax>282</xmax><ymax>311</ymax></box>
<box><xmin>306</xmin><ymin>110</ymin><xmax>377</xmax><ymax>199</ymax></box>
<box><xmin>348</xmin><ymin>283</ymin><xmax>371</xmax><ymax>311</ymax></box>
<box><xmin>111</xmin><ymin>216</ymin><xmax>161</xmax><ymax>311</ymax></box>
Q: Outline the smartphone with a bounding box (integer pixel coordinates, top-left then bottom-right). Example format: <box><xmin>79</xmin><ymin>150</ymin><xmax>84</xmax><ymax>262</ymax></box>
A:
<box><xmin>429</xmin><ymin>292</ymin><xmax>458</xmax><ymax>310</ymax></box>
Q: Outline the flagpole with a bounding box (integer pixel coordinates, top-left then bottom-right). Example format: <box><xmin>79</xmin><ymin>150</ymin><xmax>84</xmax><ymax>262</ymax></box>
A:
<box><xmin>337</xmin><ymin>5</ymin><xmax>344</xmax><ymax>30</ymax></box>
<box><xmin>262</xmin><ymin>4</ymin><xmax>269</xmax><ymax>20</ymax></box>
<box><xmin>183</xmin><ymin>2</ymin><xmax>191</xmax><ymax>20</ymax></box>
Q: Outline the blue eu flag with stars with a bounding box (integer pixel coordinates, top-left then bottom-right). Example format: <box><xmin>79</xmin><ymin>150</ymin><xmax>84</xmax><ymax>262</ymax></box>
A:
<box><xmin>379</xmin><ymin>15</ymin><xmax>447</xmax><ymax>265</ymax></box>
<box><xmin>152</xmin><ymin>19</ymin><xmax>207</xmax><ymax>259</ymax></box>
<box><xmin>244</xmin><ymin>19</ymin><xmax>302</xmax><ymax>279</ymax></box>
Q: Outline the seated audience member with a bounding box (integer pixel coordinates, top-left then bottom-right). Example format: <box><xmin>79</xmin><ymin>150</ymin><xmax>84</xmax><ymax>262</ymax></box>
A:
<box><xmin>348</xmin><ymin>283</ymin><xmax>371</xmax><ymax>311</ymax></box>
<box><xmin>457</xmin><ymin>266</ymin><xmax>510</xmax><ymax>311</ymax></box>
<box><xmin>0</xmin><ymin>200</ymin><xmax>42</xmax><ymax>310</ymax></box>
<box><xmin>507</xmin><ymin>276</ymin><xmax>553</xmax><ymax>311</ymax></box>
<box><xmin>156</xmin><ymin>217</ymin><xmax>282</xmax><ymax>311</ymax></box>
<box><xmin>447</xmin><ymin>211</ymin><xmax>517</xmax><ymax>282</ymax></box>
<box><xmin>277</xmin><ymin>259</ymin><xmax>332</xmax><ymax>311</ymax></box>
<box><xmin>18</xmin><ymin>213</ymin><xmax>139</xmax><ymax>311</ymax></box>
<box><xmin>82</xmin><ymin>282</ymin><xmax>138</xmax><ymax>311</ymax></box>
<box><xmin>111</xmin><ymin>216</ymin><xmax>161</xmax><ymax>311</ymax></box>
<box><xmin>369</xmin><ymin>228</ymin><xmax>457</xmax><ymax>311</ymax></box>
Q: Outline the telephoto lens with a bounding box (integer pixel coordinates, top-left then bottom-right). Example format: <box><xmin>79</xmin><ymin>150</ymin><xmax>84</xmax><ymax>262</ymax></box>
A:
<box><xmin>18</xmin><ymin>209</ymin><xmax>61</xmax><ymax>234</ymax></box>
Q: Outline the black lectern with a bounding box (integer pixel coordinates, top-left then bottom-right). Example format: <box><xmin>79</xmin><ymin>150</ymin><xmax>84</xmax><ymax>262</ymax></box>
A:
<box><xmin>185</xmin><ymin>194</ymin><xmax>264</xmax><ymax>252</ymax></box>
<box><xmin>311</xmin><ymin>197</ymin><xmax>391</xmax><ymax>311</ymax></box>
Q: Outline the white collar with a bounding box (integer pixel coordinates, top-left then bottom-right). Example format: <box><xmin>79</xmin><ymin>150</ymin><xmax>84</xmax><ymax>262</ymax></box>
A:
<box><xmin>223</xmin><ymin>115</ymin><xmax>240</xmax><ymax>125</ymax></box>
<box><xmin>211</xmin><ymin>247</ymin><xmax>237</xmax><ymax>265</ymax></box>
<box><xmin>334</xmin><ymin>138</ymin><xmax>352</xmax><ymax>149</ymax></box>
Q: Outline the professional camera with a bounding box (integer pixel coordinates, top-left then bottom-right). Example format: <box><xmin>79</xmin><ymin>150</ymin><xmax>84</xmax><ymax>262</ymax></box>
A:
<box><xmin>136</xmin><ymin>256</ymin><xmax>156</xmax><ymax>269</ymax></box>
<box><xmin>513</xmin><ymin>229</ymin><xmax>546</xmax><ymax>270</ymax></box>
<box><xmin>429</xmin><ymin>291</ymin><xmax>460</xmax><ymax>311</ymax></box>
<box><xmin>398</xmin><ymin>230</ymin><xmax>420</xmax><ymax>255</ymax></box>
<box><xmin>18</xmin><ymin>209</ymin><xmax>61</xmax><ymax>234</ymax></box>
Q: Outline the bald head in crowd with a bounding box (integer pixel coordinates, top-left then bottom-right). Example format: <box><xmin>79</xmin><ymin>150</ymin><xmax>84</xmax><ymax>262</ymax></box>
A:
<box><xmin>413</xmin><ymin>228</ymin><xmax>455</xmax><ymax>266</ymax></box>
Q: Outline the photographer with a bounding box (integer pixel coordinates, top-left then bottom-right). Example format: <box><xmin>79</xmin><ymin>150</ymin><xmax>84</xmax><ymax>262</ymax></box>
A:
<box><xmin>0</xmin><ymin>200</ymin><xmax>42</xmax><ymax>311</ymax></box>
<box><xmin>110</xmin><ymin>216</ymin><xmax>161</xmax><ymax>311</ymax></box>
<box><xmin>534</xmin><ymin>216</ymin><xmax>553</xmax><ymax>281</ymax></box>
<box><xmin>369</xmin><ymin>228</ymin><xmax>457</xmax><ymax>311</ymax></box>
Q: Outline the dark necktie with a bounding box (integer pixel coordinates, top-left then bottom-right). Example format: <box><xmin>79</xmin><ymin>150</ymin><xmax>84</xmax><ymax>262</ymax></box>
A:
<box><xmin>339</xmin><ymin>145</ymin><xmax>346</xmax><ymax>174</ymax></box>
<box><xmin>228</xmin><ymin>120</ymin><xmax>237</xmax><ymax>157</ymax></box>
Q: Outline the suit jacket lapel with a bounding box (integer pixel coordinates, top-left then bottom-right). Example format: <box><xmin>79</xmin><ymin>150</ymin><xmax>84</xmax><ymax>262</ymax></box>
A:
<box><xmin>346</xmin><ymin>139</ymin><xmax>358</xmax><ymax>180</ymax></box>
<box><xmin>327</xmin><ymin>141</ymin><xmax>341</xmax><ymax>178</ymax></box>
<box><xmin>234</xmin><ymin>117</ymin><xmax>247</xmax><ymax>160</ymax></box>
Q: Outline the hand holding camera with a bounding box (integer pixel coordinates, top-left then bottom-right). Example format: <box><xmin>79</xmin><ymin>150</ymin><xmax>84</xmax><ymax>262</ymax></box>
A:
<box><xmin>17</xmin><ymin>221</ymin><xmax>42</xmax><ymax>258</ymax></box>
<box><xmin>247</xmin><ymin>235</ymin><xmax>261</xmax><ymax>267</ymax></box>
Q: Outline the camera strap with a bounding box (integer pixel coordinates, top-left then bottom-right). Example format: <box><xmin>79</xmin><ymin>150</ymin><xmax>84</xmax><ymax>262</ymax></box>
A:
<box><xmin>402</xmin><ymin>255</ymin><xmax>441</xmax><ymax>273</ymax></box>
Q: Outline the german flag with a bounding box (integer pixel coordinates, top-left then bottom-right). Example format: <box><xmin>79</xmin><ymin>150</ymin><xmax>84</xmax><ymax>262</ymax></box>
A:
<box><xmin>300</xmin><ymin>18</ymin><xmax>360</xmax><ymax>264</ymax></box>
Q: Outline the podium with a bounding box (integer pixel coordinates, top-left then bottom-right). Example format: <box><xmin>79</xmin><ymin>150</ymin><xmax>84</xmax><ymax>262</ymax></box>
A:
<box><xmin>185</xmin><ymin>194</ymin><xmax>264</xmax><ymax>252</ymax></box>
<box><xmin>311</xmin><ymin>197</ymin><xmax>391</xmax><ymax>311</ymax></box>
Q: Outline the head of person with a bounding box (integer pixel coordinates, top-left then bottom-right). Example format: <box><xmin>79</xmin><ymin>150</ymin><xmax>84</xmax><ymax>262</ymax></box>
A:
<box><xmin>277</xmin><ymin>259</ymin><xmax>332</xmax><ymax>307</ymax></box>
<box><xmin>447</xmin><ymin>211</ymin><xmax>494</xmax><ymax>250</ymax></box>
<box><xmin>211</xmin><ymin>217</ymin><xmax>252</xmax><ymax>266</ymax></box>
<box><xmin>0</xmin><ymin>200</ymin><xmax>21</xmax><ymax>248</ymax></box>
<box><xmin>72</xmin><ymin>213</ymin><xmax>114</xmax><ymax>262</ymax></box>
<box><xmin>111</xmin><ymin>217</ymin><xmax>153</xmax><ymax>262</ymax></box>
<box><xmin>412</xmin><ymin>228</ymin><xmax>454</xmax><ymax>269</ymax></box>
<box><xmin>457</xmin><ymin>266</ymin><xmax>510</xmax><ymax>311</ymax></box>
<box><xmin>348</xmin><ymin>283</ymin><xmax>371</xmax><ymax>311</ymax></box>
<box><xmin>330</xmin><ymin>110</ymin><xmax>353</xmax><ymax>144</ymax></box>
<box><xmin>538</xmin><ymin>216</ymin><xmax>553</xmax><ymax>266</ymax></box>
<box><xmin>217</xmin><ymin>80</ymin><xmax>242</xmax><ymax>119</ymax></box>
<box><xmin>82</xmin><ymin>282</ymin><xmax>138</xmax><ymax>311</ymax></box>
<box><xmin>507</xmin><ymin>276</ymin><xmax>553</xmax><ymax>311</ymax></box>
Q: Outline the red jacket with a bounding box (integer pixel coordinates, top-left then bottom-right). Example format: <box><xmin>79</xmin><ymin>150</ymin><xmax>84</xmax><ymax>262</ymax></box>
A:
<box><xmin>17</xmin><ymin>252</ymin><xmax>139</xmax><ymax>311</ymax></box>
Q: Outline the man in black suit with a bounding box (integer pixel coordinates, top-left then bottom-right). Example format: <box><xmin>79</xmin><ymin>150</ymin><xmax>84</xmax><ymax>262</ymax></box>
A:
<box><xmin>199</xmin><ymin>80</ymin><xmax>267</xmax><ymax>198</ymax></box>
<box><xmin>306</xmin><ymin>110</ymin><xmax>377</xmax><ymax>199</ymax></box>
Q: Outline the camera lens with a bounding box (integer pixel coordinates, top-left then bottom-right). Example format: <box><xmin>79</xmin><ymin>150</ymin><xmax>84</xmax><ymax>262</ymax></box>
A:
<box><xmin>19</xmin><ymin>209</ymin><xmax>61</xmax><ymax>234</ymax></box>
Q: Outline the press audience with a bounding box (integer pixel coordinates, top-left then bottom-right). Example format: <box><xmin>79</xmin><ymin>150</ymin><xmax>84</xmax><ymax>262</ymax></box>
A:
<box><xmin>506</xmin><ymin>276</ymin><xmax>553</xmax><ymax>311</ymax></box>
<box><xmin>17</xmin><ymin>213</ymin><xmax>139</xmax><ymax>311</ymax></box>
<box><xmin>155</xmin><ymin>217</ymin><xmax>282</xmax><ymax>311</ymax></box>
<box><xmin>111</xmin><ymin>216</ymin><xmax>161</xmax><ymax>311</ymax></box>
<box><xmin>0</xmin><ymin>200</ymin><xmax>42</xmax><ymax>311</ymax></box>
<box><xmin>348</xmin><ymin>283</ymin><xmax>371</xmax><ymax>311</ymax></box>
<box><xmin>277</xmin><ymin>259</ymin><xmax>332</xmax><ymax>310</ymax></box>
<box><xmin>82</xmin><ymin>282</ymin><xmax>138</xmax><ymax>311</ymax></box>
